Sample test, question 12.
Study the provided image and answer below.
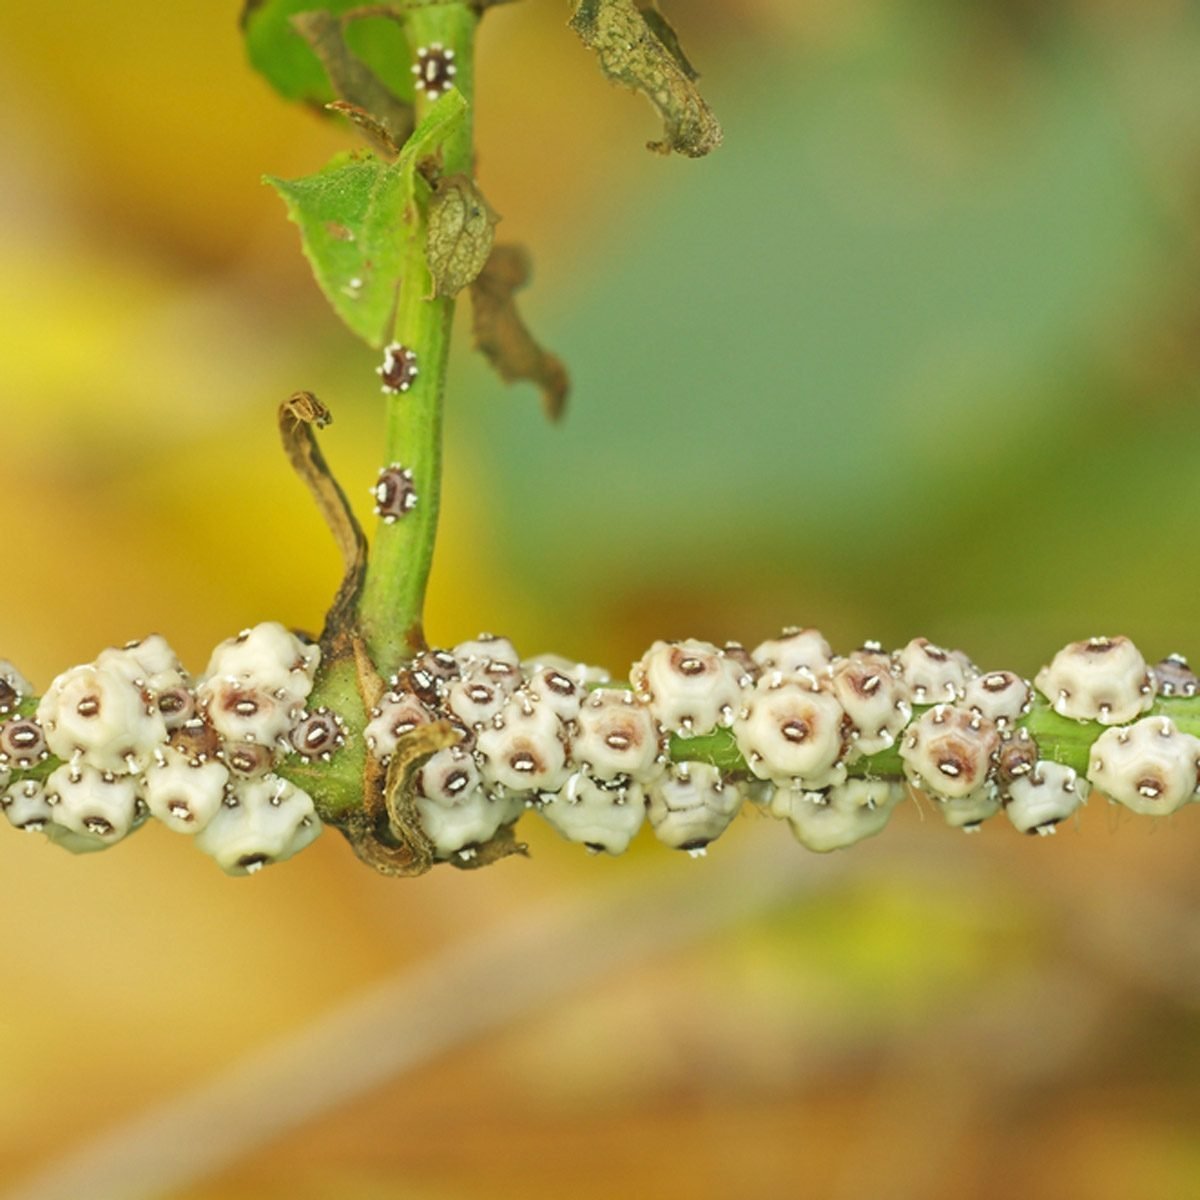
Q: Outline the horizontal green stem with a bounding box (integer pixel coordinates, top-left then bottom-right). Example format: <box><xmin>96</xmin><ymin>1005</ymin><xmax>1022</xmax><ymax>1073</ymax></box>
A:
<box><xmin>669</xmin><ymin>695</ymin><xmax>1200</xmax><ymax>779</ymax></box>
<box><xmin>10</xmin><ymin>692</ymin><xmax>1200</xmax><ymax>825</ymax></box>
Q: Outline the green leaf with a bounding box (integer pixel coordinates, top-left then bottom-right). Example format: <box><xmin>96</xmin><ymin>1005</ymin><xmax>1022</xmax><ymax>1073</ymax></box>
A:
<box><xmin>569</xmin><ymin>0</ymin><xmax>722</xmax><ymax>157</ymax></box>
<box><xmin>241</xmin><ymin>1</ymin><xmax>415</xmax><ymax>110</ymax></box>
<box><xmin>267</xmin><ymin>152</ymin><xmax>409</xmax><ymax>345</ymax></box>
<box><xmin>265</xmin><ymin>91</ymin><xmax>468</xmax><ymax>346</ymax></box>
<box><xmin>426</xmin><ymin>174</ymin><xmax>500</xmax><ymax>298</ymax></box>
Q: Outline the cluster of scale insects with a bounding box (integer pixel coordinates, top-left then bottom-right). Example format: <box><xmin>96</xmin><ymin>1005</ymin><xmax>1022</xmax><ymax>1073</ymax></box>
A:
<box><xmin>2</xmin><ymin>627</ymin><xmax>1199</xmax><ymax>875</ymax></box>
<box><xmin>0</xmin><ymin>627</ymin><xmax>324</xmax><ymax>875</ymax></box>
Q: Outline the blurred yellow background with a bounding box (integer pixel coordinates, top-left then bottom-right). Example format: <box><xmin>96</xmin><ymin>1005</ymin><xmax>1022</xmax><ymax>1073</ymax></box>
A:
<box><xmin>4</xmin><ymin>1</ymin><xmax>1200</xmax><ymax>1196</ymax></box>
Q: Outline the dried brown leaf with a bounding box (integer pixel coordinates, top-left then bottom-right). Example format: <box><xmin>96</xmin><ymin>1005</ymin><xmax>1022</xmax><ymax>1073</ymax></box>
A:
<box><xmin>469</xmin><ymin>245</ymin><xmax>569</xmax><ymax>421</ymax></box>
<box><xmin>426</xmin><ymin>173</ymin><xmax>500</xmax><ymax>298</ymax></box>
<box><xmin>569</xmin><ymin>0</ymin><xmax>721</xmax><ymax>157</ymax></box>
<box><xmin>636</xmin><ymin>1</ymin><xmax>699</xmax><ymax>80</ymax></box>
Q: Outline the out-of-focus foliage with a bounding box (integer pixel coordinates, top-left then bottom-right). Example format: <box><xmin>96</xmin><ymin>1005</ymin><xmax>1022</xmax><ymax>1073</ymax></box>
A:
<box><xmin>242</xmin><ymin>0</ymin><xmax>415</xmax><ymax>108</ymax></box>
<box><xmin>4</xmin><ymin>2</ymin><xmax>1200</xmax><ymax>1198</ymax></box>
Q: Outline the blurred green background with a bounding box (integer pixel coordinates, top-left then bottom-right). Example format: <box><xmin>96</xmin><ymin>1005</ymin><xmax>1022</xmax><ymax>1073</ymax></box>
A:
<box><xmin>4</xmin><ymin>1</ymin><xmax>1200</xmax><ymax>1197</ymax></box>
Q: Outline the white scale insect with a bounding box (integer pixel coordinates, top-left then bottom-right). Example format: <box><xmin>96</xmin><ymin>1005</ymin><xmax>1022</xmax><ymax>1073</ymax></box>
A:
<box><xmin>632</xmin><ymin>639</ymin><xmax>746</xmax><ymax>736</ymax></box>
<box><xmin>1034</xmin><ymin>636</ymin><xmax>1155</xmax><ymax>725</ymax></box>
<box><xmin>1088</xmin><ymin>716</ymin><xmax>1200</xmax><ymax>816</ymax></box>
<box><xmin>1003</xmin><ymin>761</ymin><xmax>1087</xmax><ymax>835</ymax></box>
<box><xmin>44</xmin><ymin>763</ymin><xmax>142</xmax><ymax>847</ymax></box>
<box><xmin>645</xmin><ymin>762</ymin><xmax>742</xmax><ymax>855</ymax></box>
<box><xmin>733</xmin><ymin>674</ymin><xmax>847</xmax><ymax>790</ymax></box>
<box><xmin>194</xmin><ymin>775</ymin><xmax>321</xmax><ymax>876</ymax></box>
<box><xmin>771</xmin><ymin>779</ymin><xmax>905</xmax><ymax>852</ymax></box>
<box><xmin>142</xmin><ymin>748</ymin><xmax>229</xmax><ymax>835</ymax></box>
<box><xmin>37</xmin><ymin>662</ymin><xmax>167</xmax><ymax>775</ymax></box>
<box><xmin>475</xmin><ymin>695</ymin><xmax>571</xmax><ymax>795</ymax></box>
<box><xmin>413</xmin><ymin>744</ymin><xmax>517</xmax><ymax>860</ymax></box>
<box><xmin>539</xmin><ymin>776</ymin><xmax>646</xmax><ymax>856</ymax></box>
<box><xmin>830</xmin><ymin>650</ymin><xmax>911</xmax><ymax>757</ymax></box>
<box><xmin>900</xmin><ymin>705</ymin><xmax>999</xmax><ymax>801</ymax></box>
<box><xmin>572</xmin><ymin>688</ymin><xmax>663</xmax><ymax>782</ymax></box>
<box><xmin>896</xmin><ymin>637</ymin><xmax>974</xmax><ymax>704</ymax></box>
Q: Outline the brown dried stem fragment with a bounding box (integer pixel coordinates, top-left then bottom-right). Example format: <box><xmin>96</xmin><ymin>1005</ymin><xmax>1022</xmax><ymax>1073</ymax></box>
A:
<box><xmin>291</xmin><ymin>10</ymin><xmax>414</xmax><ymax>152</ymax></box>
<box><xmin>342</xmin><ymin>719</ymin><xmax>457</xmax><ymax>878</ymax></box>
<box><xmin>325</xmin><ymin>100</ymin><xmax>400</xmax><ymax>156</ymax></box>
<box><xmin>450</xmin><ymin>823</ymin><xmax>529</xmax><ymax>871</ymax></box>
<box><xmin>277</xmin><ymin>392</ymin><xmax>368</xmax><ymax>647</ymax></box>
<box><xmin>339</xmin><ymin>810</ymin><xmax>431</xmax><ymax>877</ymax></box>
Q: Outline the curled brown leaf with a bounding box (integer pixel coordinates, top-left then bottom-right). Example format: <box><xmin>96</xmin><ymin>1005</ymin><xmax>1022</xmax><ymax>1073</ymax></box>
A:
<box><xmin>469</xmin><ymin>245</ymin><xmax>569</xmax><ymax>422</ymax></box>
<box><xmin>277</xmin><ymin>392</ymin><xmax>369</xmax><ymax>658</ymax></box>
<box><xmin>569</xmin><ymin>0</ymin><xmax>722</xmax><ymax>157</ymax></box>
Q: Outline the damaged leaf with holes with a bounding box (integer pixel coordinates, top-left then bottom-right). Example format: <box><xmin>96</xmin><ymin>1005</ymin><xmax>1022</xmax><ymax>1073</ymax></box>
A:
<box><xmin>569</xmin><ymin>0</ymin><xmax>722</xmax><ymax>157</ymax></box>
<box><xmin>266</xmin><ymin>152</ymin><xmax>410</xmax><ymax>346</ymax></box>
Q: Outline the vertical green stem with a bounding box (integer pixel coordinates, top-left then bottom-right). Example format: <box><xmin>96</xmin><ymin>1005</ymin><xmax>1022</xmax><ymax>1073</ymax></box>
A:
<box><xmin>358</xmin><ymin>4</ymin><xmax>478</xmax><ymax>678</ymax></box>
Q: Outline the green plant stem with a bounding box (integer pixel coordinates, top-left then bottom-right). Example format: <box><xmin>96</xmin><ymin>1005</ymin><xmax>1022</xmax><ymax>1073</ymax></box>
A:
<box><xmin>665</xmin><ymin>694</ymin><xmax>1200</xmax><ymax>779</ymax></box>
<box><xmin>13</xmin><ymin>691</ymin><xmax>1200</xmax><ymax>823</ymax></box>
<box><xmin>357</xmin><ymin>3</ymin><xmax>478</xmax><ymax>679</ymax></box>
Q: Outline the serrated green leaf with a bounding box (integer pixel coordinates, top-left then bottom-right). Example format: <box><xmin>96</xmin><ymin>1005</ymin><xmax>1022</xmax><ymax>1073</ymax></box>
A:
<box><xmin>426</xmin><ymin>174</ymin><xmax>499</xmax><ymax>298</ymax></box>
<box><xmin>242</xmin><ymin>0</ymin><xmax>415</xmax><ymax>110</ymax></box>
<box><xmin>569</xmin><ymin>0</ymin><xmax>721</xmax><ymax>157</ymax></box>
<box><xmin>267</xmin><ymin>152</ymin><xmax>409</xmax><ymax>345</ymax></box>
<box><xmin>265</xmin><ymin>91</ymin><xmax>469</xmax><ymax>346</ymax></box>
